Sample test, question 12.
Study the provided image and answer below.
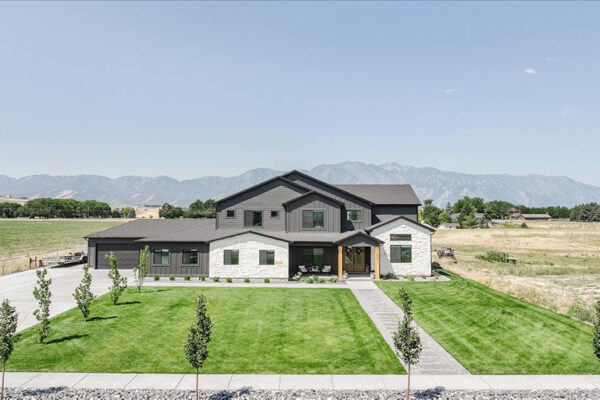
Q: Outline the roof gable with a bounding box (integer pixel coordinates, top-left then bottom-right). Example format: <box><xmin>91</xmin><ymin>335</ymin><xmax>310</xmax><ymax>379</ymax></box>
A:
<box><xmin>282</xmin><ymin>190</ymin><xmax>344</xmax><ymax>208</ymax></box>
<box><xmin>334</xmin><ymin>184</ymin><xmax>421</xmax><ymax>206</ymax></box>
<box><xmin>215</xmin><ymin>175</ymin><xmax>309</xmax><ymax>206</ymax></box>
<box><xmin>366</xmin><ymin>216</ymin><xmax>435</xmax><ymax>234</ymax></box>
<box><xmin>282</xmin><ymin>170</ymin><xmax>373</xmax><ymax>206</ymax></box>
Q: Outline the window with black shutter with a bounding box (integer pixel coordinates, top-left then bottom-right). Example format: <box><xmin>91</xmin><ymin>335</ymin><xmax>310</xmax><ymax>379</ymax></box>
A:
<box><xmin>224</xmin><ymin>249</ymin><xmax>239</xmax><ymax>265</ymax></box>
<box><xmin>390</xmin><ymin>245</ymin><xmax>412</xmax><ymax>263</ymax></box>
<box><xmin>259</xmin><ymin>250</ymin><xmax>275</xmax><ymax>265</ymax></box>
<box><xmin>244</xmin><ymin>210</ymin><xmax>262</xmax><ymax>227</ymax></box>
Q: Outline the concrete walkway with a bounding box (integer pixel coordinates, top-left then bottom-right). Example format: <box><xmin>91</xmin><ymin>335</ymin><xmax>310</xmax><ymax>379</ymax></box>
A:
<box><xmin>4</xmin><ymin>372</ymin><xmax>600</xmax><ymax>391</ymax></box>
<box><xmin>0</xmin><ymin>265</ymin><xmax>133</xmax><ymax>331</ymax></box>
<box><xmin>347</xmin><ymin>280</ymin><xmax>469</xmax><ymax>375</ymax></box>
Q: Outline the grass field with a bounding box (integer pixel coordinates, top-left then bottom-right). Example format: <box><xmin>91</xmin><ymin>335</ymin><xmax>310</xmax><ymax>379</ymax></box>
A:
<box><xmin>376</xmin><ymin>273</ymin><xmax>600</xmax><ymax>374</ymax></box>
<box><xmin>8</xmin><ymin>287</ymin><xmax>403</xmax><ymax>374</ymax></box>
<box><xmin>0</xmin><ymin>219</ymin><xmax>126</xmax><ymax>274</ymax></box>
<box><xmin>433</xmin><ymin>221</ymin><xmax>600</xmax><ymax>321</ymax></box>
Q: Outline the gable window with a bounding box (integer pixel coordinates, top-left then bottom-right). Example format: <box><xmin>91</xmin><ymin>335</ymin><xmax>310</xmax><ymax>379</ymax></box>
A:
<box><xmin>223</xmin><ymin>249</ymin><xmax>239</xmax><ymax>265</ymax></box>
<box><xmin>390</xmin><ymin>234</ymin><xmax>411</xmax><ymax>241</ymax></box>
<box><xmin>302</xmin><ymin>248</ymin><xmax>324</xmax><ymax>266</ymax></box>
<box><xmin>153</xmin><ymin>249</ymin><xmax>169</xmax><ymax>265</ymax></box>
<box><xmin>243</xmin><ymin>210</ymin><xmax>263</xmax><ymax>227</ymax></box>
<box><xmin>182</xmin><ymin>249</ymin><xmax>198</xmax><ymax>265</ymax></box>
<box><xmin>270</xmin><ymin>210</ymin><xmax>279</xmax><ymax>218</ymax></box>
<box><xmin>226</xmin><ymin>210</ymin><xmax>235</xmax><ymax>218</ymax></box>
<box><xmin>390</xmin><ymin>245</ymin><xmax>412</xmax><ymax>263</ymax></box>
<box><xmin>347</xmin><ymin>210</ymin><xmax>362</xmax><ymax>221</ymax></box>
<box><xmin>259</xmin><ymin>250</ymin><xmax>275</xmax><ymax>265</ymax></box>
<box><xmin>302</xmin><ymin>210</ymin><xmax>325</xmax><ymax>230</ymax></box>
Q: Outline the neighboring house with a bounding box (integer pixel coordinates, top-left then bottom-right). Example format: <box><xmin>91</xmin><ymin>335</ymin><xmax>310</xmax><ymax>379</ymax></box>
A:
<box><xmin>438</xmin><ymin>222</ymin><xmax>459</xmax><ymax>230</ymax></box>
<box><xmin>86</xmin><ymin>170</ymin><xmax>433</xmax><ymax>279</ymax></box>
<box><xmin>510</xmin><ymin>213</ymin><xmax>552</xmax><ymax>221</ymax></box>
<box><xmin>450</xmin><ymin>212</ymin><xmax>486</xmax><ymax>221</ymax></box>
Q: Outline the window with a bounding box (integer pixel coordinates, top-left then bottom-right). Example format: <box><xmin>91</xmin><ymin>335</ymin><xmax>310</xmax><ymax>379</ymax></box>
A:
<box><xmin>182</xmin><ymin>249</ymin><xmax>198</xmax><ymax>265</ymax></box>
<box><xmin>302</xmin><ymin>248</ymin><xmax>324</xmax><ymax>266</ymax></box>
<box><xmin>270</xmin><ymin>210</ymin><xmax>279</xmax><ymax>218</ymax></box>
<box><xmin>259</xmin><ymin>250</ymin><xmax>275</xmax><ymax>265</ymax></box>
<box><xmin>390</xmin><ymin>245</ymin><xmax>412</xmax><ymax>263</ymax></box>
<box><xmin>223</xmin><ymin>250</ymin><xmax>239</xmax><ymax>265</ymax></box>
<box><xmin>243</xmin><ymin>210</ymin><xmax>263</xmax><ymax>227</ymax></box>
<box><xmin>153</xmin><ymin>249</ymin><xmax>169</xmax><ymax>265</ymax></box>
<box><xmin>302</xmin><ymin>210</ymin><xmax>325</xmax><ymax>229</ymax></box>
<box><xmin>390</xmin><ymin>234</ymin><xmax>411</xmax><ymax>241</ymax></box>
<box><xmin>226</xmin><ymin>210</ymin><xmax>235</xmax><ymax>218</ymax></box>
<box><xmin>347</xmin><ymin>210</ymin><xmax>362</xmax><ymax>221</ymax></box>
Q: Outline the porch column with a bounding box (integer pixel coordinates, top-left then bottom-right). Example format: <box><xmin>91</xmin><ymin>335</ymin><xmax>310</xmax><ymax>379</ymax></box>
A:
<box><xmin>374</xmin><ymin>246</ymin><xmax>381</xmax><ymax>280</ymax></box>
<box><xmin>338</xmin><ymin>245</ymin><xmax>343</xmax><ymax>280</ymax></box>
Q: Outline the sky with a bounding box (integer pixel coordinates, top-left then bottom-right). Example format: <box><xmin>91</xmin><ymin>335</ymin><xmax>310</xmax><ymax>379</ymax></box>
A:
<box><xmin>1</xmin><ymin>2</ymin><xmax>599</xmax><ymax>185</ymax></box>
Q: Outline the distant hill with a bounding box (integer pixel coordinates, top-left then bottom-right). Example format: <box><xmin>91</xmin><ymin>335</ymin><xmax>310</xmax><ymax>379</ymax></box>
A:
<box><xmin>1</xmin><ymin>161</ymin><xmax>599</xmax><ymax>207</ymax></box>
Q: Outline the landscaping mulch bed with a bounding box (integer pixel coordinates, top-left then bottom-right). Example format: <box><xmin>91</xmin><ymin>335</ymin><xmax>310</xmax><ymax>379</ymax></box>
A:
<box><xmin>5</xmin><ymin>388</ymin><xmax>600</xmax><ymax>400</ymax></box>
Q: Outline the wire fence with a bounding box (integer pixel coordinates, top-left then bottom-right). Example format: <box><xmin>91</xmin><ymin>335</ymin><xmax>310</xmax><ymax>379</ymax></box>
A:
<box><xmin>0</xmin><ymin>244</ymin><xmax>87</xmax><ymax>276</ymax></box>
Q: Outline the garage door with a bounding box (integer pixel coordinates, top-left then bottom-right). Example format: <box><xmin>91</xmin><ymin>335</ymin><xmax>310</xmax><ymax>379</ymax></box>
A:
<box><xmin>96</xmin><ymin>243</ymin><xmax>140</xmax><ymax>269</ymax></box>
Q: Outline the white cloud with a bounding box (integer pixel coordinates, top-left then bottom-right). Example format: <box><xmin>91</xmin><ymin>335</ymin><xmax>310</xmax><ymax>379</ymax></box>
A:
<box><xmin>524</xmin><ymin>68</ymin><xmax>537</xmax><ymax>74</ymax></box>
<box><xmin>444</xmin><ymin>88</ymin><xmax>457</xmax><ymax>94</ymax></box>
<box><xmin>560</xmin><ymin>109</ymin><xmax>573</xmax><ymax>117</ymax></box>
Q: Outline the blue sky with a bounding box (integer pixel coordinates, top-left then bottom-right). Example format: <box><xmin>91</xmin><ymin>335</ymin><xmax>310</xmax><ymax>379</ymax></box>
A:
<box><xmin>1</xmin><ymin>2</ymin><xmax>599</xmax><ymax>185</ymax></box>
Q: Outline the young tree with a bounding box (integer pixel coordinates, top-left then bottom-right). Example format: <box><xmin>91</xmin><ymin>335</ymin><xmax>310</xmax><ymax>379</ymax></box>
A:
<box><xmin>0</xmin><ymin>300</ymin><xmax>18</xmax><ymax>400</ymax></box>
<box><xmin>133</xmin><ymin>246</ymin><xmax>150</xmax><ymax>293</ymax></box>
<box><xmin>593</xmin><ymin>300</ymin><xmax>600</xmax><ymax>362</ymax></box>
<box><xmin>106</xmin><ymin>252</ymin><xmax>127</xmax><ymax>305</ymax></box>
<box><xmin>184</xmin><ymin>295</ymin><xmax>213</xmax><ymax>400</ymax></box>
<box><xmin>32</xmin><ymin>268</ymin><xmax>52</xmax><ymax>344</ymax></box>
<box><xmin>393</xmin><ymin>288</ymin><xmax>422</xmax><ymax>400</ymax></box>
<box><xmin>73</xmin><ymin>264</ymin><xmax>95</xmax><ymax>320</ymax></box>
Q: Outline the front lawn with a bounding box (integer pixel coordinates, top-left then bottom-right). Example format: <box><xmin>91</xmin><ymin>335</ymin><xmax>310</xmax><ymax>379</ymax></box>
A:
<box><xmin>376</xmin><ymin>274</ymin><xmax>600</xmax><ymax>374</ymax></box>
<box><xmin>8</xmin><ymin>287</ymin><xmax>403</xmax><ymax>374</ymax></box>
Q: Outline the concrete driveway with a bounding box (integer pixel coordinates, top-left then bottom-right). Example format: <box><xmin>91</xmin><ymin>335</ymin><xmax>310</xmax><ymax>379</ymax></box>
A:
<box><xmin>0</xmin><ymin>265</ymin><xmax>134</xmax><ymax>331</ymax></box>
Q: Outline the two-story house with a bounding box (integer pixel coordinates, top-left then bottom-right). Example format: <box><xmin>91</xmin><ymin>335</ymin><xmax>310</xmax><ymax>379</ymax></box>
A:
<box><xmin>86</xmin><ymin>170</ymin><xmax>434</xmax><ymax>279</ymax></box>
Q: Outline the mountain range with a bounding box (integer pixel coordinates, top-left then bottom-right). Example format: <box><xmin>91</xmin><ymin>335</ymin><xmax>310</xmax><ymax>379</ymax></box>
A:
<box><xmin>1</xmin><ymin>161</ymin><xmax>599</xmax><ymax>208</ymax></box>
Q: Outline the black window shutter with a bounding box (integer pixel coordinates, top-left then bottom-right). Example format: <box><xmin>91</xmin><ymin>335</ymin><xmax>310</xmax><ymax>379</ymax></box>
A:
<box><xmin>224</xmin><ymin>250</ymin><xmax>231</xmax><ymax>265</ymax></box>
<box><xmin>259</xmin><ymin>250</ymin><xmax>266</xmax><ymax>265</ymax></box>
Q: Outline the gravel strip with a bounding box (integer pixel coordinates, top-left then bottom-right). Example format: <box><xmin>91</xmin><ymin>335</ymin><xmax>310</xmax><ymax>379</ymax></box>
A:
<box><xmin>3</xmin><ymin>388</ymin><xmax>600</xmax><ymax>400</ymax></box>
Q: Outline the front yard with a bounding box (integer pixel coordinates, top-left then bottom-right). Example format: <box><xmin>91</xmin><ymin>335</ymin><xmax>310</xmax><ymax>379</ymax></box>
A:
<box><xmin>8</xmin><ymin>287</ymin><xmax>403</xmax><ymax>374</ymax></box>
<box><xmin>376</xmin><ymin>273</ymin><xmax>600</xmax><ymax>374</ymax></box>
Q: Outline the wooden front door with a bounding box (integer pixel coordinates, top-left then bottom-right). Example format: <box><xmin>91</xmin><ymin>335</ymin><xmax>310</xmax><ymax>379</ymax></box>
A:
<box><xmin>343</xmin><ymin>247</ymin><xmax>366</xmax><ymax>273</ymax></box>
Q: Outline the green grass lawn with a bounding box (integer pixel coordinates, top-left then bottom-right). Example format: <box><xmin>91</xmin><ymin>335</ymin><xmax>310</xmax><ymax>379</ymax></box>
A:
<box><xmin>376</xmin><ymin>273</ymin><xmax>600</xmax><ymax>374</ymax></box>
<box><xmin>0</xmin><ymin>219</ymin><xmax>125</xmax><ymax>258</ymax></box>
<box><xmin>8</xmin><ymin>287</ymin><xmax>403</xmax><ymax>374</ymax></box>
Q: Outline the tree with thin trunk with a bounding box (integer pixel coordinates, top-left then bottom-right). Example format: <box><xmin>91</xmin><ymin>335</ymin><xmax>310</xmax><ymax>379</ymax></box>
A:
<box><xmin>393</xmin><ymin>288</ymin><xmax>422</xmax><ymax>400</ymax></box>
<box><xmin>0</xmin><ymin>300</ymin><xmax>18</xmax><ymax>400</ymax></box>
<box><xmin>33</xmin><ymin>268</ymin><xmax>52</xmax><ymax>344</ymax></box>
<box><xmin>593</xmin><ymin>300</ymin><xmax>600</xmax><ymax>362</ymax></box>
<box><xmin>73</xmin><ymin>264</ymin><xmax>95</xmax><ymax>321</ymax></box>
<box><xmin>106</xmin><ymin>252</ymin><xmax>127</xmax><ymax>305</ymax></box>
<box><xmin>184</xmin><ymin>295</ymin><xmax>212</xmax><ymax>400</ymax></box>
<box><xmin>133</xmin><ymin>246</ymin><xmax>150</xmax><ymax>293</ymax></box>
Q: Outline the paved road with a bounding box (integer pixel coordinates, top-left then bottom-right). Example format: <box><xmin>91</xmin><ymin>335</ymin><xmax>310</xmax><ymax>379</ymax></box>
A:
<box><xmin>4</xmin><ymin>372</ymin><xmax>600</xmax><ymax>390</ymax></box>
<box><xmin>347</xmin><ymin>280</ymin><xmax>469</xmax><ymax>375</ymax></box>
<box><xmin>0</xmin><ymin>265</ymin><xmax>133</xmax><ymax>331</ymax></box>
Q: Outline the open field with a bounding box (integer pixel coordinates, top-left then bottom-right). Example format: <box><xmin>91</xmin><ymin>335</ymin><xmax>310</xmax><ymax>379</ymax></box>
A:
<box><xmin>0</xmin><ymin>219</ymin><xmax>126</xmax><ymax>275</ymax></box>
<box><xmin>377</xmin><ymin>272</ymin><xmax>600</xmax><ymax>374</ymax></box>
<box><xmin>8</xmin><ymin>286</ymin><xmax>403</xmax><ymax>374</ymax></box>
<box><xmin>433</xmin><ymin>221</ymin><xmax>600</xmax><ymax>321</ymax></box>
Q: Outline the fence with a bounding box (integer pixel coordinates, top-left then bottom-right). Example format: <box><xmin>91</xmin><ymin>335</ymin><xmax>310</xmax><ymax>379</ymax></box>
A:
<box><xmin>0</xmin><ymin>245</ymin><xmax>87</xmax><ymax>276</ymax></box>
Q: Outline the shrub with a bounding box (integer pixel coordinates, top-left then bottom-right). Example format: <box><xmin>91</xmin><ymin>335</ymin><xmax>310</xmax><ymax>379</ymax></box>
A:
<box><xmin>318</xmin><ymin>278</ymin><xmax>326</xmax><ymax>284</ymax></box>
<box><xmin>184</xmin><ymin>275</ymin><xmax>191</xmax><ymax>281</ymax></box>
<box><xmin>213</xmin><ymin>277</ymin><xmax>220</xmax><ymax>282</ymax></box>
<box><xmin>293</xmin><ymin>272</ymin><xmax>302</xmax><ymax>282</ymax></box>
<box><xmin>568</xmin><ymin>297</ymin><xmax>594</xmax><ymax>323</ymax></box>
<box><xmin>306</xmin><ymin>277</ymin><xmax>314</xmax><ymax>284</ymax></box>
<box><xmin>405</xmin><ymin>275</ymin><xmax>415</xmax><ymax>281</ymax></box>
<box><xmin>169</xmin><ymin>275</ymin><xmax>175</xmax><ymax>281</ymax></box>
<box><xmin>264</xmin><ymin>278</ymin><xmax>270</xmax><ymax>283</ymax></box>
<box><xmin>226</xmin><ymin>277</ymin><xmax>233</xmax><ymax>283</ymax></box>
<box><xmin>329</xmin><ymin>276</ymin><xmax>338</xmax><ymax>283</ymax></box>
<box><xmin>244</xmin><ymin>278</ymin><xmax>250</xmax><ymax>283</ymax></box>
<box><xmin>199</xmin><ymin>276</ymin><xmax>206</xmax><ymax>281</ymax></box>
<box><xmin>154</xmin><ymin>275</ymin><xmax>160</xmax><ymax>281</ymax></box>
<box><xmin>520</xmin><ymin>222</ymin><xmax>528</xmax><ymax>229</ymax></box>
<box><xmin>476</xmin><ymin>250</ymin><xmax>509</xmax><ymax>263</ymax></box>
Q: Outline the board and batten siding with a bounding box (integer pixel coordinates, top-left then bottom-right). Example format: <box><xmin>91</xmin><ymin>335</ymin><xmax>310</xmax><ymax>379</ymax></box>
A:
<box><xmin>288</xmin><ymin>245</ymin><xmax>338</xmax><ymax>277</ymax></box>
<box><xmin>146</xmin><ymin>242</ymin><xmax>209</xmax><ymax>276</ymax></box>
<box><xmin>372</xmin><ymin>205</ymin><xmax>419</xmax><ymax>224</ymax></box>
<box><xmin>285</xmin><ymin>193</ymin><xmax>341</xmax><ymax>233</ymax></box>
<box><xmin>285</xmin><ymin>172</ymin><xmax>372</xmax><ymax>231</ymax></box>
<box><xmin>216</xmin><ymin>179</ymin><xmax>305</xmax><ymax>231</ymax></box>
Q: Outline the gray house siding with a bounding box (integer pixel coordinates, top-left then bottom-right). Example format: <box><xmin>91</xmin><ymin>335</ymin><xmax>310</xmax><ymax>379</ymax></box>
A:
<box><xmin>285</xmin><ymin>172</ymin><xmax>372</xmax><ymax>231</ymax></box>
<box><xmin>216</xmin><ymin>179</ymin><xmax>305</xmax><ymax>230</ymax></box>
<box><xmin>372</xmin><ymin>205</ymin><xmax>419</xmax><ymax>224</ymax></box>
<box><xmin>285</xmin><ymin>194</ymin><xmax>341</xmax><ymax>233</ymax></box>
<box><xmin>147</xmin><ymin>242</ymin><xmax>209</xmax><ymax>276</ymax></box>
<box><xmin>289</xmin><ymin>245</ymin><xmax>338</xmax><ymax>277</ymax></box>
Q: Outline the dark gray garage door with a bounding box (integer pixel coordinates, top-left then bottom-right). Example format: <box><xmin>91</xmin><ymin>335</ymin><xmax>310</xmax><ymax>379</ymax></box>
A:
<box><xmin>96</xmin><ymin>243</ymin><xmax>140</xmax><ymax>269</ymax></box>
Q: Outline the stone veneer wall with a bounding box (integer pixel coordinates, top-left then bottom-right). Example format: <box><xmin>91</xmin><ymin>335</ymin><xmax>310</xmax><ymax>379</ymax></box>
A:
<box><xmin>209</xmin><ymin>232</ymin><xmax>289</xmax><ymax>278</ymax></box>
<box><xmin>370</xmin><ymin>220</ymin><xmax>432</xmax><ymax>276</ymax></box>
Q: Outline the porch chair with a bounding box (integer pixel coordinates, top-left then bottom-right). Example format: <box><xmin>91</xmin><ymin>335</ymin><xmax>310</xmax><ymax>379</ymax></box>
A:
<box><xmin>322</xmin><ymin>265</ymin><xmax>331</xmax><ymax>273</ymax></box>
<box><xmin>299</xmin><ymin>265</ymin><xmax>308</xmax><ymax>273</ymax></box>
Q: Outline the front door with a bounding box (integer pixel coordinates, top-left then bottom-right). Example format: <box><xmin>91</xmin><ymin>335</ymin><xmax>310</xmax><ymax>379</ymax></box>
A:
<box><xmin>343</xmin><ymin>247</ymin><xmax>366</xmax><ymax>273</ymax></box>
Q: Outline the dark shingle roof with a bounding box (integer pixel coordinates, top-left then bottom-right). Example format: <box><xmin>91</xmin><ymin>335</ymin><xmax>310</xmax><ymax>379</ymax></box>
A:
<box><xmin>365</xmin><ymin>216</ymin><xmax>435</xmax><ymax>233</ymax></box>
<box><xmin>85</xmin><ymin>219</ymin><xmax>216</xmax><ymax>241</ymax></box>
<box><xmin>333</xmin><ymin>184</ymin><xmax>421</xmax><ymax>205</ymax></box>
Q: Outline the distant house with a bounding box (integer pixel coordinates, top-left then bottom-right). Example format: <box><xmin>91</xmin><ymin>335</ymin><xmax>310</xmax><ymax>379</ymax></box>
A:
<box><xmin>450</xmin><ymin>212</ymin><xmax>486</xmax><ymax>221</ymax></box>
<box><xmin>510</xmin><ymin>213</ymin><xmax>551</xmax><ymax>221</ymax></box>
<box><xmin>438</xmin><ymin>223</ymin><xmax>459</xmax><ymax>230</ymax></box>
